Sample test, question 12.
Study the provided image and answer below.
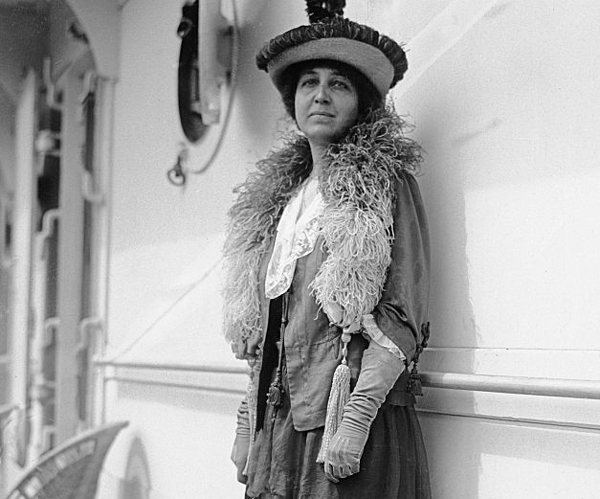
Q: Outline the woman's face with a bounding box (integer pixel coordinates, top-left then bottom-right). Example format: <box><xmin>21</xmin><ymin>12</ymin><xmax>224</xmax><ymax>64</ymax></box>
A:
<box><xmin>294</xmin><ymin>66</ymin><xmax>359</xmax><ymax>148</ymax></box>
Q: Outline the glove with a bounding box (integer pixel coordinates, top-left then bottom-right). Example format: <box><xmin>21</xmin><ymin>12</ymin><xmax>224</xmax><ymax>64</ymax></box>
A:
<box><xmin>230</xmin><ymin>399</ymin><xmax>251</xmax><ymax>484</ymax></box>
<box><xmin>323</xmin><ymin>301</ymin><xmax>359</xmax><ymax>329</ymax></box>
<box><xmin>324</xmin><ymin>340</ymin><xmax>405</xmax><ymax>482</ymax></box>
<box><xmin>231</xmin><ymin>332</ymin><xmax>261</xmax><ymax>360</ymax></box>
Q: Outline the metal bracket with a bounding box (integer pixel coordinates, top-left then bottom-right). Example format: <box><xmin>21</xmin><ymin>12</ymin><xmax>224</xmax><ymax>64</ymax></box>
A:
<box><xmin>78</xmin><ymin>316</ymin><xmax>104</xmax><ymax>349</ymax></box>
<box><xmin>82</xmin><ymin>170</ymin><xmax>104</xmax><ymax>204</ymax></box>
<box><xmin>167</xmin><ymin>143</ymin><xmax>189</xmax><ymax>186</ymax></box>
<box><xmin>37</xmin><ymin>209</ymin><xmax>61</xmax><ymax>260</ymax></box>
<box><xmin>44</xmin><ymin>317</ymin><xmax>60</xmax><ymax>347</ymax></box>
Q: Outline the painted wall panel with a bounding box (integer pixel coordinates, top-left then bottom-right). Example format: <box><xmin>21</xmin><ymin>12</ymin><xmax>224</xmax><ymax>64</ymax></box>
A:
<box><xmin>421</xmin><ymin>413</ymin><xmax>600</xmax><ymax>499</ymax></box>
<box><xmin>399</xmin><ymin>0</ymin><xmax>600</xmax><ymax>356</ymax></box>
<box><xmin>100</xmin><ymin>386</ymin><xmax>243</xmax><ymax>498</ymax></box>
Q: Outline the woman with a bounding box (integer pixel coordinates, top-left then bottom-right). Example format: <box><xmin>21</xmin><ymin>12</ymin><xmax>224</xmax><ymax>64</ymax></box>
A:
<box><xmin>223</xmin><ymin>2</ymin><xmax>431</xmax><ymax>498</ymax></box>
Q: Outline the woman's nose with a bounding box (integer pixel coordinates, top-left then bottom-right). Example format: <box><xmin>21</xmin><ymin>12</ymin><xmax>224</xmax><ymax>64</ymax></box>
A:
<box><xmin>314</xmin><ymin>84</ymin><xmax>330</xmax><ymax>103</ymax></box>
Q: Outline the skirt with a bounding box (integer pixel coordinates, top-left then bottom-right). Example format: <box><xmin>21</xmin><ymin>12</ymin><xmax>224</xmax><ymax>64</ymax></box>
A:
<box><xmin>245</xmin><ymin>367</ymin><xmax>431</xmax><ymax>499</ymax></box>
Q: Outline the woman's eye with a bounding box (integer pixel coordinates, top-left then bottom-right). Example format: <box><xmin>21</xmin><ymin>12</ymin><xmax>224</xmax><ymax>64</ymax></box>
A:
<box><xmin>331</xmin><ymin>79</ymin><xmax>350</xmax><ymax>90</ymax></box>
<box><xmin>299</xmin><ymin>77</ymin><xmax>318</xmax><ymax>88</ymax></box>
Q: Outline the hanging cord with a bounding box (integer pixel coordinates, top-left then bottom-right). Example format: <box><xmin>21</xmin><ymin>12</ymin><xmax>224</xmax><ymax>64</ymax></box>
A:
<box><xmin>267</xmin><ymin>293</ymin><xmax>289</xmax><ymax>413</ymax></box>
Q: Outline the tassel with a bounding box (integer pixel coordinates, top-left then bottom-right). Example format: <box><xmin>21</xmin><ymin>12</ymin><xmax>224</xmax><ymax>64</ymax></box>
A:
<box><xmin>408</xmin><ymin>322</ymin><xmax>430</xmax><ymax>396</ymax></box>
<box><xmin>317</xmin><ymin>332</ymin><xmax>351</xmax><ymax>463</ymax></box>
<box><xmin>408</xmin><ymin>366</ymin><xmax>423</xmax><ymax>396</ymax></box>
<box><xmin>267</xmin><ymin>378</ymin><xmax>284</xmax><ymax>408</ymax></box>
<box><xmin>268</xmin><ymin>296</ymin><xmax>289</xmax><ymax>413</ymax></box>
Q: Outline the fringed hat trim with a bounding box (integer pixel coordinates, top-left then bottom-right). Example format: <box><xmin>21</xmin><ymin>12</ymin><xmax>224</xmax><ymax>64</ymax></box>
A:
<box><xmin>256</xmin><ymin>16</ymin><xmax>407</xmax><ymax>96</ymax></box>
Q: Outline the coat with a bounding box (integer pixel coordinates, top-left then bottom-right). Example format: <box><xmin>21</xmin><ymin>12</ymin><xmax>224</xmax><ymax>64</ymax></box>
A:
<box><xmin>222</xmin><ymin>108</ymin><xmax>430</xmax><ymax>441</ymax></box>
<box><xmin>254</xmin><ymin>170</ymin><xmax>430</xmax><ymax>432</ymax></box>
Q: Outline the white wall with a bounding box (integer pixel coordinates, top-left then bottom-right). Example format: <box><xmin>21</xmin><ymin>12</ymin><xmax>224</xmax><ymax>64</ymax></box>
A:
<box><xmin>394</xmin><ymin>1</ymin><xmax>600</xmax><ymax>498</ymax></box>
<box><xmin>97</xmin><ymin>0</ymin><xmax>600</xmax><ymax>498</ymax></box>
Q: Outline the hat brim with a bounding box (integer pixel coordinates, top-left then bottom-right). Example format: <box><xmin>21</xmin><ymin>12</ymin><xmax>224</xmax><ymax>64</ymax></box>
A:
<box><xmin>267</xmin><ymin>38</ymin><xmax>395</xmax><ymax>98</ymax></box>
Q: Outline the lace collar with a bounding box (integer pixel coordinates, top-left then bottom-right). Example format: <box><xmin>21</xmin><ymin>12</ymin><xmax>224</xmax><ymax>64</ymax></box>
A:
<box><xmin>265</xmin><ymin>177</ymin><xmax>324</xmax><ymax>299</ymax></box>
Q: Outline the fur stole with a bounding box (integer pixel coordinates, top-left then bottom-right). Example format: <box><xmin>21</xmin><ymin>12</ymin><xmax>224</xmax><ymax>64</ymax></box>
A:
<box><xmin>222</xmin><ymin>107</ymin><xmax>422</xmax><ymax>346</ymax></box>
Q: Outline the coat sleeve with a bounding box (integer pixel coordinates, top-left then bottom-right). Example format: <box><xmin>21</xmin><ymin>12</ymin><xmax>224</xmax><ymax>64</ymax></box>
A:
<box><xmin>370</xmin><ymin>170</ymin><xmax>431</xmax><ymax>363</ymax></box>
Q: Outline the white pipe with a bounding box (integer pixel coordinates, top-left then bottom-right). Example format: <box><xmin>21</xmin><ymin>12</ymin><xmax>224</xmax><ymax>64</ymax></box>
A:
<box><xmin>93</xmin><ymin>360</ymin><xmax>600</xmax><ymax>401</ymax></box>
<box><xmin>94</xmin><ymin>359</ymin><xmax>248</xmax><ymax>375</ymax></box>
<box><xmin>422</xmin><ymin>371</ymin><xmax>600</xmax><ymax>400</ymax></box>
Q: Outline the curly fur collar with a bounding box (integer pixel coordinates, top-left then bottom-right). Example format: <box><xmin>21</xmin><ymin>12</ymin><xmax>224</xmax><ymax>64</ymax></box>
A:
<box><xmin>222</xmin><ymin>107</ymin><xmax>422</xmax><ymax>345</ymax></box>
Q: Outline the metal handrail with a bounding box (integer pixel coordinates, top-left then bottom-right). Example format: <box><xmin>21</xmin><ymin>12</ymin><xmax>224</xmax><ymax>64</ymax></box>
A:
<box><xmin>94</xmin><ymin>359</ymin><xmax>600</xmax><ymax>400</ymax></box>
<box><xmin>422</xmin><ymin>371</ymin><xmax>600</xmax><ymax>400</ymax></box>
<box><xmin>94</xmin><ymin>359</ymin><xmax>248</xmax><ymax>374</ymax></box>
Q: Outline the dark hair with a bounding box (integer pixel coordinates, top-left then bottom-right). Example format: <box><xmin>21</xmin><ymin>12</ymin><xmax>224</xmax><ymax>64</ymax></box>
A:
<box><xmin>278</xmin><ymin>59</ymin><xmax>384</xmax><ymax>123</ymax></box>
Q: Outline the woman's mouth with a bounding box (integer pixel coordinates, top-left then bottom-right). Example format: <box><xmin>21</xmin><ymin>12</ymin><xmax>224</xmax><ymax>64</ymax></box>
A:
<box><xmin>310</xmin><ymin>111</ymin><xmax>335</xmax><ymax>117</ymax></box>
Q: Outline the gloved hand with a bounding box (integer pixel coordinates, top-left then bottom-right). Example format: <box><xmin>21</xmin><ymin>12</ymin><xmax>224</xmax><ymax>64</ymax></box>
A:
<box><xmin>231</xmin><ymin>332</ymin><xmax>261</xmax><ymax>360</ymax></box>
<box><xmin>230</xmin><ymin>399</ymin><xmax>251</xmax><ymax>483</ymax></box>
<box><xmin>323</xmin><ymin>301</ymin><xmax>361</xmax><ymax>329</ymax></box>
<box><xmin>324</xmin><ymin>340</ymin><xmax>405</xmax><ymax>482</ymax></box>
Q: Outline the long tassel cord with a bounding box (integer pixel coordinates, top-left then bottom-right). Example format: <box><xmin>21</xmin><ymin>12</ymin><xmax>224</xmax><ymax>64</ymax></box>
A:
<box><xmin>316</xmin><ymin>331</ymin><xmax>352</xmax><ymax>463</ymax></box>
<box><xmin>267</xmin><ymin>294</ymin><xmax>289</xmax><ymax>415</ymax></box>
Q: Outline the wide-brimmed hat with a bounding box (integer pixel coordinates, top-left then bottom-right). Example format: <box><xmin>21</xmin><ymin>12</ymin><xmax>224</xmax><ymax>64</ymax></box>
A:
<box><xmin>256</xmin><ymin>1</ymin><xmax>407</xmax><ymax>98</ymax></box>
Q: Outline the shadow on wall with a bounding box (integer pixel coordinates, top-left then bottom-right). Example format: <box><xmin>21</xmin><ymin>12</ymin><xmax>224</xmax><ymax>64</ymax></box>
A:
<box><xmin>415</xmin><ymin>95</ymin><xmax>479</xmax><ymax>499</ymax></box>
<box><xmin>121</xmin><ymin>437</ymin><xmax>152</xmax><ymax>499</ymax></box>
